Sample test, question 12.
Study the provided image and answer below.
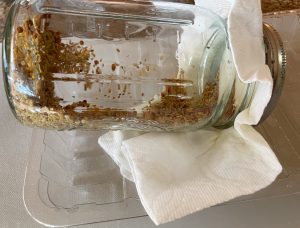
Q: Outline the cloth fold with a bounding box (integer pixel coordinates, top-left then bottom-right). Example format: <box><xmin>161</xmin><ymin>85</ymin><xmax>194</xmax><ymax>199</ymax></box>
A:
<box><xmin>99</xmin><ymin>0</ymin><xmax>282</xmax><ymax>225</ymax></box>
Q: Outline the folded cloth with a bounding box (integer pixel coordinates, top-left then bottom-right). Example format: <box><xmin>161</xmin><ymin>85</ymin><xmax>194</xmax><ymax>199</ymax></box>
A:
<box><xmin>99</xmin><ymin>0</ymin><xmax>282</xmax><ymax>225</ymax></box>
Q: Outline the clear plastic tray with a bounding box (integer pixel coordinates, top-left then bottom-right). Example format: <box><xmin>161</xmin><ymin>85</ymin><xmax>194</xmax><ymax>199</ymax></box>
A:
<box><xmin>23</xmin><ymin>10</ymin><xmax>300</xmax><ymax>227</ymax></box>
<box><xmin>24</xmin><ymin>129</ymin><xmax>147</xmax><ymax>226</ymax></box>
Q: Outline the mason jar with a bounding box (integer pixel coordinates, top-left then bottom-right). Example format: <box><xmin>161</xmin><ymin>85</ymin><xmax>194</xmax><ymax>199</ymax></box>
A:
<box><xmin>2</xmin><ymin>0</ymin><xmax>286</xmax><ymax>131</ymax></box>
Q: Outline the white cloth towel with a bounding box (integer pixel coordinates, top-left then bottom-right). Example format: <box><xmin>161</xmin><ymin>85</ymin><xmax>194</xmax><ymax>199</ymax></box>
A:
<box><xmin>99</xmin><ymin>0</ymin><xmax>282</xmax><ymax>225</ymax></box>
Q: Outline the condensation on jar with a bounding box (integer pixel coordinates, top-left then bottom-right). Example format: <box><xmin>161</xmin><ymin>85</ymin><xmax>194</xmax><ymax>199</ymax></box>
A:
<box><xmin>2</xmin><ymin>0</ymin><xmax>285</xmax><ymax>131</ymax></box>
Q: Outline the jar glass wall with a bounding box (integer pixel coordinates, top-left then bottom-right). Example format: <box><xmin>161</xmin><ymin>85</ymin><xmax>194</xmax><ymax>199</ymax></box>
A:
<box><xmin>3</xmin><ymin>0</ymin><xmax>254</xmax><ymax>131</ymax></box>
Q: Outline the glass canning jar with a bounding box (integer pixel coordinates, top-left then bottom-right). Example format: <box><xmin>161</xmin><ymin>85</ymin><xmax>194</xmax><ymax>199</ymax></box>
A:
<box><xmin>2</xmin><ymin>0</ymin><xmax>286</xmax><ymax>131</ymax></box>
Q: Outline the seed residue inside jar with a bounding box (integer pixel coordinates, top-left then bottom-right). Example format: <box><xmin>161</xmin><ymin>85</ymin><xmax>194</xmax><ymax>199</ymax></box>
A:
<box><xmin>10</xmin><ymin>14</ymin><xmax>219</xmax><ymax>130</ymax></box>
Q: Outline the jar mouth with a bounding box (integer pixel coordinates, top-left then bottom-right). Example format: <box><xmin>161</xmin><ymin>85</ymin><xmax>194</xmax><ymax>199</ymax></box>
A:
<box><xmin>259</xmin><ymin>23</ymin><xmax>287</xmax><ymax>123</ymax></box>
<box><xmin>213</xmin><ymin>23</ymin><xmax>287</xmax><ymax>128</ymax></box>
